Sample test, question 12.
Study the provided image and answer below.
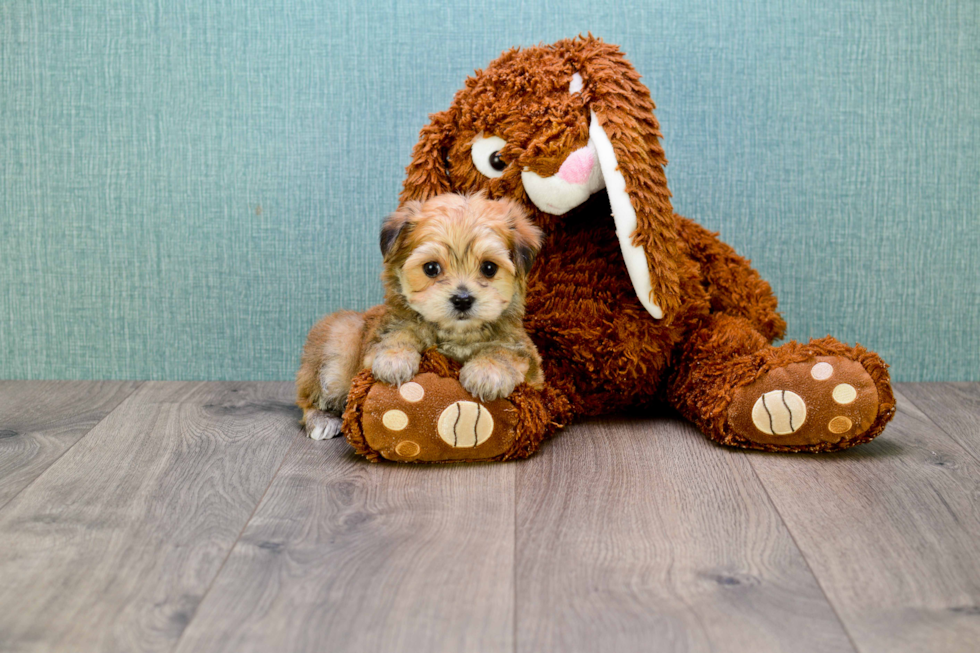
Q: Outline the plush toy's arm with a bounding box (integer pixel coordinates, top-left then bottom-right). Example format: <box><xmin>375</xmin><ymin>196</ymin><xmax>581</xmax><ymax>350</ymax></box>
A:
<box><xmin>677</xmin><ymin>216</ymin><xmax>787</xmax><ymax>342</ymax></box>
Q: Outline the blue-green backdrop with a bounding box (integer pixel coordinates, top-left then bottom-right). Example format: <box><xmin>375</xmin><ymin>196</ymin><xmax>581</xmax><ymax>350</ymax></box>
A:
<box><xmin>1</xmin><ymin>1</ymin><xmax>978</xmax><ymax>381</ymax></box>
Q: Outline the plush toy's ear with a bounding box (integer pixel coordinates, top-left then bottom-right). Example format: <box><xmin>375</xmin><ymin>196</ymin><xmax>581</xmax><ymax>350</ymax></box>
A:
<box><xmin>502</xmin><ymin>200</ymin><xmax>544</xmax><ymax>277</ymax></box>
<box><xmin>380</xmin><ymin>200</ymin><xmax>422</xmax><ymax>261</ymax></box>
<box><xmin>577</xmin><ymin>42</ymin><xmax>684</xmax><ymax>323</ymax></box>
<box><xmin>400</xmin><ymin>108</ymin><xmax>458</xmax><ymax>203</ymax></box>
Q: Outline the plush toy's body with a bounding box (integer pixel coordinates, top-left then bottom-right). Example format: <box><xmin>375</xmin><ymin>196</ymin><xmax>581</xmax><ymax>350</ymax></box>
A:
<box><xmin>524</xmin><ymin>203</ymin><xmax>773</xmax><ymax>416</ymax></box>
<box><xmin>338</xmin><ymin>37</ymin><xmax>895</xmax><ymax>462</ymax></box>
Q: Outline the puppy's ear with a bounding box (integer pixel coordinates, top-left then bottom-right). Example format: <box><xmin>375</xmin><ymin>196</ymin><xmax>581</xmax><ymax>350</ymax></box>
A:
<box><xmin>503</xmin><ymin>200</ymin><xmax>543</xmax><ymax>277</ymax></box>
<box><xmin>400</xmin><ymin>108</ymin><xmax>458</xmax><ymax>203</ymax></box>
<box><xmin>380</xmin><ymin>201</ymin><xmax>422</xmax><ymax>261</ymax></box>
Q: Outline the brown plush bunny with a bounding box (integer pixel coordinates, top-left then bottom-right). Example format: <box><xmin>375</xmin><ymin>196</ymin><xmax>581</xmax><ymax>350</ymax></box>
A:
<box><xmin>338</xmin><ymin>36</ymin><xmax>895</xmax><ymax>462</ymax></box>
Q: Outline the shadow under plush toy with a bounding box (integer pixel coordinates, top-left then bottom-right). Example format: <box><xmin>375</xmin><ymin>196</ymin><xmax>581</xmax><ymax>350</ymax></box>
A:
<box><xmin>331</xmin><ymin>36</ymin><xmax>895</xmax><ymax>462</ymax></box>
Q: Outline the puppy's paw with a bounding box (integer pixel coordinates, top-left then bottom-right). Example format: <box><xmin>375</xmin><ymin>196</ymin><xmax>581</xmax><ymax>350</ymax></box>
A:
<box><xmin>304</xmin><ymin>409</ymin><xmax>344</xmax><ymax>441</ymax></box>
<box><xmin>460</xmin><ymin>357</ymin><xmax>520</xmax><ymax>402</ymax></box>
<box><xmin>372</xmin><ymin>348</ymin><xmax>421</xmax><ymax>387</ymax></box>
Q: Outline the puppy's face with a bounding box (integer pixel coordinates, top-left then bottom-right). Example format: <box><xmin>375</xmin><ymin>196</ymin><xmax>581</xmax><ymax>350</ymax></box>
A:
<box><xmin>381</xmin><ymin>194</ymin><xmax>542</xmax><ymax>331</ymax></box>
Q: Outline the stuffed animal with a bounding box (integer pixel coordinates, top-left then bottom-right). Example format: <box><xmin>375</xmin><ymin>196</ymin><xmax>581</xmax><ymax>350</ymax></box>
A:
<box><xmin>339</xmin><ymin>36</ymin><xmax>895</xmax><ymax>462</ymax></box>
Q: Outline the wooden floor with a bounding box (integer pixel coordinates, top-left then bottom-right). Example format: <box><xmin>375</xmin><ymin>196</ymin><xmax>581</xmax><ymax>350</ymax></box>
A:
<box><xmin>0</xmin><ymin>382</ymin><xmax>978</xmax><ymax>652</ymax></box>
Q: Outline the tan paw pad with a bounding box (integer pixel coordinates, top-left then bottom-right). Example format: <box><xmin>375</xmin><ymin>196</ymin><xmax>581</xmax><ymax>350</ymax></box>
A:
<box><xmin>810</xmin><ymin>362</ymin><xmax>834</xmax><ymax>380</ymax></box>
<box><xmin>399</xmin><ymin>382</ymin><xmax>425</xmax><ymax>402</ymax></box>
<box><xmin>832</xmin><ymin>383</ymin><xmax>857</xmax><ymax>404</ymax></box>
<box><xmin>437</xmin><ymin>401</ymin><xmax>494</xmax><ymax>448</ymax></box>
<box><xmin>381</xmin><ymin>409</ymin><xmax>409</xmax><ymax>431</ymax></box>
<box><xmin>751</xmin><ymin>390</ymin><xmax>807</xmax><ymax>435</ymax></box>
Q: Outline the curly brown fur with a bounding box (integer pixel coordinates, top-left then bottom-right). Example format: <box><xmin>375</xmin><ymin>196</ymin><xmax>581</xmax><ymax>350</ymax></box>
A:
<box><xmin>297</xmin><ymin>193</ymin><xmax>544</xmax><ymax>439</ymax></box>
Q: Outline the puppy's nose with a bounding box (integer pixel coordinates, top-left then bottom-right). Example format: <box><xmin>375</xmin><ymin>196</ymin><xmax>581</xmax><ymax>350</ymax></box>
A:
<box><xmin>450</xmin><ymin>291</ymin><xmax>475</xmax><ymax>312</ymax></box>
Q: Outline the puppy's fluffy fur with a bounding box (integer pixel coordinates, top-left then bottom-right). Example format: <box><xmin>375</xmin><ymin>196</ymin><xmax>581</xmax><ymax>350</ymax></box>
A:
<box><xmin>296</xmin><ymin>193</ymin><xmax>545</xmax><ymax>440</ymax></box>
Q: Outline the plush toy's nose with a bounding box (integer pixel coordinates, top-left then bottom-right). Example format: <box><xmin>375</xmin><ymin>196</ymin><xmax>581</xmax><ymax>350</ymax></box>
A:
<box><xmin>556</xmin><ymin>146</ymin><xmax>595</xmax><ymax>185</ymax></box>
<box><xmin>521</xmin><ymin>139</ymin><xmax>605</xmax><ymax>216</ymax></box>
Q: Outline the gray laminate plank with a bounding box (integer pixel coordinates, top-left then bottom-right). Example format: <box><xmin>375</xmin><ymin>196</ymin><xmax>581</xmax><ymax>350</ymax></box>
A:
<box><xmin>748</xmin><ymin>386</ymin><xmax>980</xmax><ymax>652</ymax></box>
<box><xmin>173</xmin><ymin>437</ymin><xmax>515</xmax><ymax>653</ymax></box>
<box><xmin>898</xmin><ymin>383</ymin><xmax>980</xmax><ymax>462</ymax></box>
<box><xmin>514</xmin><ymin>417</ymin><xmax>854</xmax><ymax>653</ymax></box>
<box><xmin>0</xmin><ymin>381</ymin><xmax>300</xmax><ymax>653</ymax></box>
<box><xmin>0</xmin><ymin>381</ymin><xmax>141</xmax><ymax>510</ymax></box>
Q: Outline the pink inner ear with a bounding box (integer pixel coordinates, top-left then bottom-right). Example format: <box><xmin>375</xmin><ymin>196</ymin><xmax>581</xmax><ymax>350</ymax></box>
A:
<box><xmin>556</xmin><ymin>147</ymin><xmax>594</xmax><ymax>185</ymax></box>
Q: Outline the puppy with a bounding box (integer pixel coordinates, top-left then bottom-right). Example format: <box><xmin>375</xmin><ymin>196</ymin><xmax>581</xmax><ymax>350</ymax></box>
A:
<box><xmin>296</xmin><ymin>193</ymin><xmax>545</xmax><ymax>440</ymax></box>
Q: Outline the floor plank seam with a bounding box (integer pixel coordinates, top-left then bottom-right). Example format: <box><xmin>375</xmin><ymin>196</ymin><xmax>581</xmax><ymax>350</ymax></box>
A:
<box><xmin>170</xmin><ymin>432</ymin><xmax>301</xmax><ymax>652</ymax></box>
<box><xmin>894</xmin><ymin>385</ymin><xmax>980</xmax><ymax>467</ymax></box>
<box><xmin>744</xmin><ymin>455</ymin><xmax>863</xmax><ymax>653</ymax></box>
<box><xmin>0</xmin><ymin>381</ymin><xmax>144</xmax><ymax>514</ymax></box>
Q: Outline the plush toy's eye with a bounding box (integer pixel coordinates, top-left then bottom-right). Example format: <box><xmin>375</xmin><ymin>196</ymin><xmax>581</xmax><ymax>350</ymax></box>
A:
<box><xmin>423</xmin><ymin>261</ymin><xmax>441</xmax><ymax>278</ymax></box>
<box><xmin>471</xmin><ymin>134</ymin><xmax>508</xmax><ymax>179</ymax></box>
<box><xmin>480</xmin><ymin>261</ymin><xmax>498</xmax><ymax>278</ymax></box>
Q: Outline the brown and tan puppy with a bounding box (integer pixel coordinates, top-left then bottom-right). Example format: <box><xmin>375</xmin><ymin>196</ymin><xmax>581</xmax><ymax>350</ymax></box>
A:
<box><xmin>296</xmin><ymin>192</ymin><xmax>544</xmax><ymax>440</ymax></box>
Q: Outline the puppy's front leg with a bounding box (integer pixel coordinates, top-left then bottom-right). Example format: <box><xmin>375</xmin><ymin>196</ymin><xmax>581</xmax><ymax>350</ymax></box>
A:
<box><xmin>367</xmin><ymin>331</ymin><xmax>422</xmax><ymax>387</ymax></box>
<box><xmin>459</xmin><ymin>348</ymin><xmax>529</xmax><ymax>402</ymax></box>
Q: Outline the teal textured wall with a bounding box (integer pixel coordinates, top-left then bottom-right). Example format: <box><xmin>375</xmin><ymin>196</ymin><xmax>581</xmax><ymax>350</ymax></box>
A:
<box><xmin>1</xmin><ymin>1</ymin><xmax>978</xmax><ymax>382</ymax></box>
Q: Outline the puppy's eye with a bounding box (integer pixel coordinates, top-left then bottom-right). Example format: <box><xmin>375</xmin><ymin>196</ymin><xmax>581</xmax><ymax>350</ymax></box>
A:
<box><xmin>471</xmin><ymin>133</ymin><xmax>508</xmax><ymax>179</ymax></box>
<box><xmin>480</xmin><ymin>261</ymin><xmax>498</xmax><ymax>278</ymax></box>
<box><xmin>423</xmin><ymin>261</ymin><xmax>441</xmax><ymax>278</ymax></box>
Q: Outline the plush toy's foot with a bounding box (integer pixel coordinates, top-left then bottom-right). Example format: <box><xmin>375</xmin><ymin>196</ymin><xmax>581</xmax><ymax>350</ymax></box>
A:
<box><xmin>728</xmin><ymin>346</ymin><xmax>894</xmax><ymax>451</ymax></box>
<box><xmin>729</xmin><ymin>355</ymin><xmax>884</xmax><ymax>448</ymax></box>
<box><xmin>670</xmin><ymin>323</ymin><xmax>895</xmax><ymax>453</ymax></box>
<box><xmin>341</xmin><ymin>352</ymin><xmax>562</xmax><ymax>463</ymax></box>
<box><xmin>359</xmin><ymin>373</ymin><xmax>521</xmax><ymax>462</ymax></box>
